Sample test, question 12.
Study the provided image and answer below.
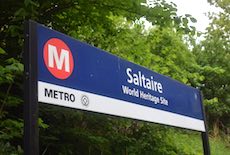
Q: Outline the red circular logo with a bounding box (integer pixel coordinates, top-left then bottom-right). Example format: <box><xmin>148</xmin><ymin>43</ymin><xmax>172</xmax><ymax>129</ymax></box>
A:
<box><xmin>43</xmin><ymin>38</ymin><xmax>74</xmax><ymax>79</ymax></box>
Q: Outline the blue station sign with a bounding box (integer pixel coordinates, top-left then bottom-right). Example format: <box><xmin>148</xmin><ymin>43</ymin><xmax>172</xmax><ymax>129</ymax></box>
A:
<box><xmin>36</xmin><ymin>23</ymin><xmax>205</xmax><ymax>131</ymax></box>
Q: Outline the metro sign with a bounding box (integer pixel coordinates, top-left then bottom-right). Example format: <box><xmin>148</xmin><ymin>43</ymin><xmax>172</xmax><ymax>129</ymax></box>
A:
<box><xmin>43</xmin><ymin>38</ymin><xmax>74</xmax><ymax>79</ymax></box>
<box><xmin>24</xmin><ymin>21</ymin><xmax>210</xmax><ymax>155</ymax></box>
<box><xmin>36</xmin><ymin>24</ymin><xmax>206</xmax><ymax>132</ymax></box>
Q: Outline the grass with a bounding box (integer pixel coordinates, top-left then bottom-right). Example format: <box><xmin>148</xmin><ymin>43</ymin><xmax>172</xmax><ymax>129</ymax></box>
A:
<box><xmin>210</xmin><ymin>137</ymin><xmax>230</xmax><ymax>155</ymax></box>
<box><xmin>169</xmin><ymin>129</ymin><xmax>230</xmax><ymax>155</ymax></box>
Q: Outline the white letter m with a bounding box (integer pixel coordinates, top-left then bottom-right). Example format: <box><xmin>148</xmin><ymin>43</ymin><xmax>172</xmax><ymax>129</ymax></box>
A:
<box><xmin>48</xmin><ymin>44</ymin><xmax>70</xmax><ymax>72</ymax></box>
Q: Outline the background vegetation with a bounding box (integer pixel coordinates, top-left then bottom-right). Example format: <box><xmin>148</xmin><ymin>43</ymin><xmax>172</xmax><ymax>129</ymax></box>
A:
<box><xmin>0</xmin><ymin>0</ymin><xmax>229</xmax><ymax>154</ymax></box>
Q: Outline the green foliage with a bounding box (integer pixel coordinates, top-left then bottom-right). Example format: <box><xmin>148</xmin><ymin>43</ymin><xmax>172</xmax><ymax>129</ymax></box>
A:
<box><xmin>0</xmin><ymin>119</ymin><xmax>23</xmax><ymax>154</ymax></box>
<box><xmin>39</xmin><ymin>105</ymin><xmax>194</xmax><ymax>155</ymax></box>
<box><xmin>170</xmin><ymin>129</ymin><xmax>230</xmax><ymax>155</ymax></box>
<box><xmin>0</xmin><ymin>119</ymin><xmax>23</xmax><ymax>141</ymax></box>
<box><xmin>0</xmin><ymin>142</ymin><xmax>23</xmax><ymax>155</ymax></box>
<box><xmin>0</xmin><ymin>47</ymin><xmax>6</xmax><ymax>55</ymax></box>
<box><xmin>38</xmin><ymin>118</ymin><xmax>49</xmax><ymax>129</ymax></box>
<box><xmin>193</xmin><ymin>0</ymin><xmax>230</xmax><ymax>136</ymax></box>
<box><xmin>210</xmin><ymin>137</ymin><xmax>230</xmax><ymax>155</ymax></box>
<box><xmin>1</xmin><ymin>0</ymin><xmax>229</xmax><ymax>154</ymax></box>
<box><xmin>170</xmin><ymin>130</ymin><xmax>203</xmax><ymax>155</ymax></box>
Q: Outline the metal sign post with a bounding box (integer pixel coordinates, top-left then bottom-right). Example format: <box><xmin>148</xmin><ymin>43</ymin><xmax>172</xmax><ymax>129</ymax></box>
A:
<box><xmin>202</xmin><ymin>132</ymin><xmax>211</xmax><ymax>155</ymax></box>
<box><xmin>200</xmin><ymin>92</ymin><xmax>211</xmax><ymax>155</ymax></box>
<box><xmin>24</xmin><ymin>20</ymin><xmax>39</xmax><ymax>155</ymax></box>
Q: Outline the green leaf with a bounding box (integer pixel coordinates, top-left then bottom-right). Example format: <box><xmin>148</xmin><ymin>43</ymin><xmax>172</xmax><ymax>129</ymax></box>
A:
<box><xmin>24</xmin><ymin>0</ymin><xmax>30</xmax><ymax>6</ymax></box>
<box><xmin>24</xmin><ymin>0</ymin><xmax>39</xmax><ymax>7</ymax></box>
<box><xmin>185</xmin><ymin>14</ymin><xmax>191</xmax><ymax>17</ymax></box>
<box><xmin>0</xmin><ymin>47</ymin><xmax>6</xmax><ymax>55</ymax></box>
<box><xmin>14</xmin><ymin>8</ymin><xmax>26</xmax><ymax>17</ymax></box>
<box><xmin>38</xmin><ymin>118</ymin><xmax>49</xmax><ymax>129</ymax></box>
<box><xmin>190</xmin><ymin>17</ymin><xmax>197</xmax><ymax>23</ymax></box>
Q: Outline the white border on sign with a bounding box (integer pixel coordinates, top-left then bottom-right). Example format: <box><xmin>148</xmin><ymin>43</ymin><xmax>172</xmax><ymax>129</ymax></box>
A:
<box><xmin>38</xmin><ymin>81</ymin><xmax>205</xmax><ymax>132</ymax></box>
